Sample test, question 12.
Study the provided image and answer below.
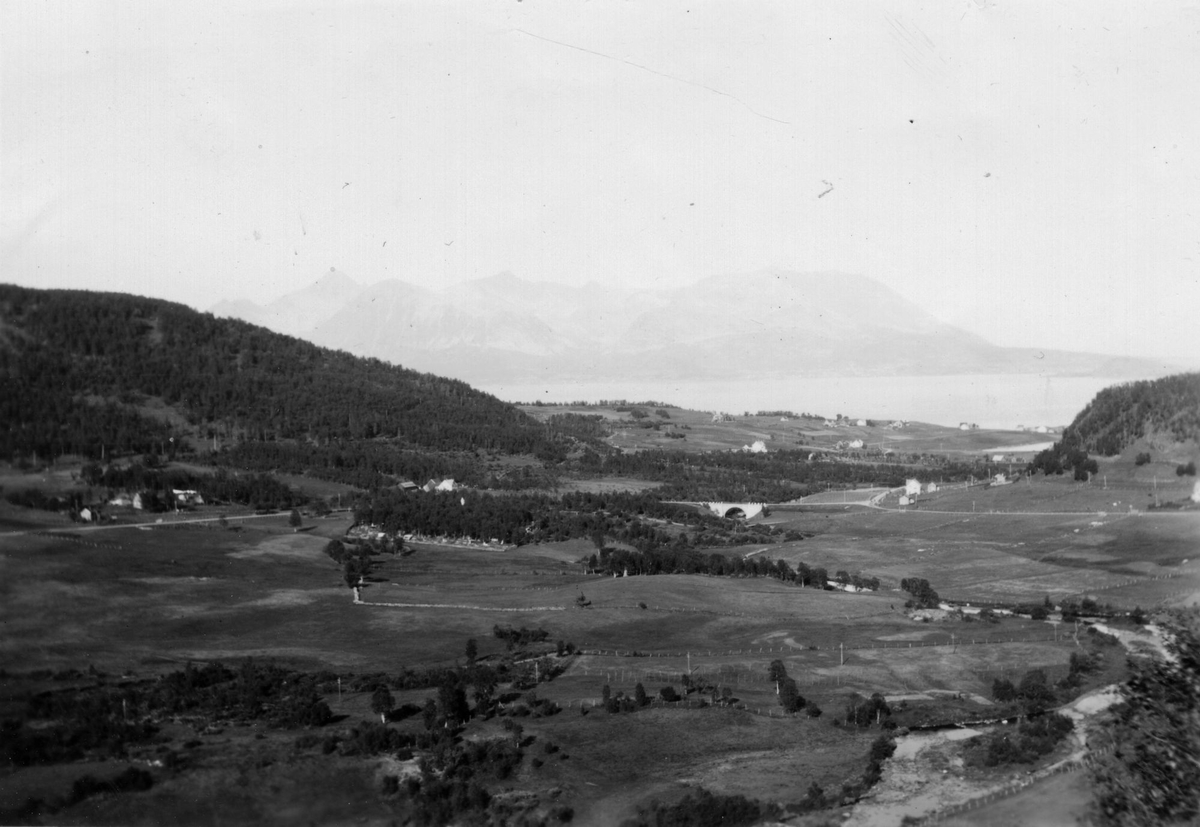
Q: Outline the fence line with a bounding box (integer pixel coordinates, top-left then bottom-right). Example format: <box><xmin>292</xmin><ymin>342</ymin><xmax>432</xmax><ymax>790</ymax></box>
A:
<box><xmin>907</xmin><ymin>744</ymin><xmax>1115</xmax><ymax>824</ymax></box>
<box><xmin>570</xmin><ymin>634</ymin><xmax>1076</xmax><ymax>660</ymax></box>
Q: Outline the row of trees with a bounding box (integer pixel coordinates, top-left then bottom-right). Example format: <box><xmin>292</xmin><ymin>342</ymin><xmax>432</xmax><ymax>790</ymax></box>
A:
<box><xmin>590</xmin><ymin>545</ymin><xmax>832</xmax><ymax>588</ymax></box>
<box><xmin>353</xmin><ymin>489</ymin><xmax>790</xmax><ymax>551</ymax></box>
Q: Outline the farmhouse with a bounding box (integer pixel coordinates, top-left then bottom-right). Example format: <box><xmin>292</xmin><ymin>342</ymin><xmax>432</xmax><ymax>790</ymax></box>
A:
<box><xmin>108</xmin><ymin>493</ymin><xmax>133</xmax><ymax>507</ymax></box>
<box><xmin>855</xmin><ymin>418</ymin><xmax>867</xmax><ymax>427</ymax></box>
<box><xmin>905</xmin><ymin>479</ymin><xmax>921</xmax><ymax>497</ymax></box>
<box><xmin>741</xmin><ymin>440</ymin><xmax>768</xmax><ymax>454</ymax></box>
<box><xmin>847</xmin><ymin>439</ymin><xmax>864</xmax><ymax>449</ymax></box>
<box><xmin>899</xmin><ymin>495</ymin><xmax>913</xmax><ymax>506</ymax></box>
<box><xmin>172</xmin><ymin>489</ymin><xmax>204</xmax><ymax>506</ymax></box>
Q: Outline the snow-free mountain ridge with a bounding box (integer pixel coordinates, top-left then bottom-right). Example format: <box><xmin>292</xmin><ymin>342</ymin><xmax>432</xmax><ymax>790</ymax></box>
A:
<box><xmin>210</xmin><ymin>270</ymin><xmax>1180</xmax><ymax>386</ymax></box>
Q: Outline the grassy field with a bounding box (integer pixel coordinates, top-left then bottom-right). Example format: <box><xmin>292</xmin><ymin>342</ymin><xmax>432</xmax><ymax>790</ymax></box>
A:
<box><xmin>517</xmin><ymin>405</ymin><xmax>1050</xmax><ymax>457</ymax></box>
<box><xmin>3</xmin><ymin>450</ymin><xmax>1192</xmax><ymax>825</ymax></box>
<box><xmin>765</xmin><ymin>492</ymin><xmax>1200</xmax><ymax>608</ymax></box>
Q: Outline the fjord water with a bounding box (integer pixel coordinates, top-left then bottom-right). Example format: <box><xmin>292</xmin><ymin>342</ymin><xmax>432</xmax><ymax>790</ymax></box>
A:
<box><xmin>481</xmin><ymin>374</ymin><xmax>1135</xmax><ymax>430</ymax></box>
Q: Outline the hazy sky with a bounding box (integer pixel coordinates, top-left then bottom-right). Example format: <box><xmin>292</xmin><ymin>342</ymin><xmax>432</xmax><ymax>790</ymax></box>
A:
<box><xmin>3</xmin><ymin>1</ymin><xmax>1199</xmax><ymax>360</ymax></box>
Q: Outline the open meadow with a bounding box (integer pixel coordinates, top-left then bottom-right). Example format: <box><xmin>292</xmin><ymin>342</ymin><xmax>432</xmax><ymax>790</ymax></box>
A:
<box><xmin>2</xmin><ymin>490</ymin><xmax>1161</xmax><ymax>825</ymax></box>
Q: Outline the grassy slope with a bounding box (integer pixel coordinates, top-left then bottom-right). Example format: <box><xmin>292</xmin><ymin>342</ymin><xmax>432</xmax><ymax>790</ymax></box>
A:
<box><xmin>3</xmin><ymin>494</ymin><xmax>1175</xmax><ymax>824</ymax></box>
<box><xmin>519</xmin><ymin>405</ymin><xmax>1047</xmax><ymax>457</ymax></box>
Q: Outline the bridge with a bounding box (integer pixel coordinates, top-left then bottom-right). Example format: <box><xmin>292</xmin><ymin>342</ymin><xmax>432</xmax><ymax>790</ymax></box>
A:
<box><xmin>702</xmin><ymin>501</ymin><xmax>766</xmax><ymax>520</ymax></box>
<box><xmin>662</xmin><ymin>501</ymin><xmax>769</xmax><ymax>519</ymax></box>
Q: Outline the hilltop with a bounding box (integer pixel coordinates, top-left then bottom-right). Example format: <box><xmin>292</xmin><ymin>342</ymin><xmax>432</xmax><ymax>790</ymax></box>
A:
<box><xmin>0</xmin><ymin>284</ymin><xmax>557</xmax><ymax>467</ymax></box>
<box><xmin>1060</xmin><ymin>372</ymin><xmax>1200</xmax><ymax>456</ymax></box>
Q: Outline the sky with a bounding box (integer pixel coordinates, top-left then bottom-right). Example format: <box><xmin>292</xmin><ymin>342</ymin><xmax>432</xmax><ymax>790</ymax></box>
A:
<box><xmin>3</xmin><ymin>1</ymin><xmax>1199</xmax><ymax>361</ymax></box>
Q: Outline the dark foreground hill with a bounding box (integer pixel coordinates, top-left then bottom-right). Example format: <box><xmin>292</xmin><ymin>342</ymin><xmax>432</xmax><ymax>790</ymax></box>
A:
<box><xmin>0</xmin><ymin>284</ymin><xmax>554</xmax><ymax>463</ymax></box>
<box><xmin>1062</xmin><ymin>372</ymin><xmax>1200</xmax><ymax>456</ymax></box>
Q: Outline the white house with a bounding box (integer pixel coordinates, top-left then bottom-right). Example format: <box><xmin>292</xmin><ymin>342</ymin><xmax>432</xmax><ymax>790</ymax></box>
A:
<box><xmin>991</xmin><ymin>454</ymin><xmax>1006</xmax><ymax>462</ymax></box>
<box><xmin>847</xmin><ymin>439</ymin><xmax>864</xmax><ymax>449</ymax></box>
<box><xmin>905</xmin><ymin>479</ymin><xmax>921</xmax><ymax>497</ymax></box>
<box><xmin>172</xmin><ymin>489</ymin><xmax>204</xmax><ymax>506</ymax></box>
<box><xmin>79</xmin><ymin>507</ymin><xmax>94</xmax><ymax>522</ymax></box>
<box><xmin>132</xmin><ymin>493</ymin><xmax>145</xmax><ymax>510</ymax></box>
<box><xmin>899</xmin><ymin>495</ymin><xmax>912</xmax><ymax>506</ymax></box>
<box><xmin>436</xmin><ymin>479</ymin><xmax>457</xmax><ymax>491</ymax></box>
<box><xmin>925</xmin><ymin>482</ymin><xmax>938</xmax><ymax>494</ymax></box>
<box><xmin>992</xmin><ymin>473</ymin><xmax>1010</xmax><ymax>486</ymax></box>
<box><xmin>856</xmin><ymin>418</ymin><xmax>868</xmax><ymax>427</ymax></box>
<box><xmin>959</xmin><ymin>422</ymin><xmax>971</xmax><ymax>431</ymax></box>
<box><xmin>108</xmin><ymin>493</ymin><xmax>133</xmax><ymax>507</ymax></box>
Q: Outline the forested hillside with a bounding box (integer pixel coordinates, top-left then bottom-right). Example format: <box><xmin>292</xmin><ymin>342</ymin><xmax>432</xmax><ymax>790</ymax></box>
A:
<box><xmin>1061</xmin><ymin>373</ymin><xmax>1200</xmax><ymax>456</ymax></box>
<box><xmin>0</xmin><ymin>285</ymin><xmax>554</xmax><ymax>462</ymax></box>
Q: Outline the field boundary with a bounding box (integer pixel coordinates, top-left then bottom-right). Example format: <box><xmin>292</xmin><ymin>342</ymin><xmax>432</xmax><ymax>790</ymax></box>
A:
<box><xmin>907</xmin><ymin>744</ymin><xmax>1114</xmax><ymax>825</ymax></box>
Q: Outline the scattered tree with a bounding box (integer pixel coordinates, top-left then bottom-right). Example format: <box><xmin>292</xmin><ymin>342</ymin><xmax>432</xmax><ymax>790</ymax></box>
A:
<box><xmin>370</xmin><ymin>685</ymin><xmax>394</xmax><ymax>724</ymax></box>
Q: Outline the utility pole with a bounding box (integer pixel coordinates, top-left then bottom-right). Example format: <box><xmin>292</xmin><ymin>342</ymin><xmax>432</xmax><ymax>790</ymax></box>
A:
<box><xmin>840</xmin><ymin>642</ymin><xmax>844</xmax><ymax>666</ymax></box>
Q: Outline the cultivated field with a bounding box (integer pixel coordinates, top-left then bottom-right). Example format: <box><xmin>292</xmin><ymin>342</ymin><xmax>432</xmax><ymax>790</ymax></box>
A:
<box><xmin>3</xmin><ymin>433</ymin><xmax>1194</xmax><ymax>825</ymax></box>
<box><xmin>517</xmin><ymin>405</ymin><xmax>1052</xmax><ymax>457</ymax></box>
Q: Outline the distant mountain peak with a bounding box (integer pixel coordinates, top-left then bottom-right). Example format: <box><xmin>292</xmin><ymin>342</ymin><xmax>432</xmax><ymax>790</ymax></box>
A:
<box><xmin>209</xmin><ymin>268</ymin><xmax>1181</xmax><ymax>386</ymax></box>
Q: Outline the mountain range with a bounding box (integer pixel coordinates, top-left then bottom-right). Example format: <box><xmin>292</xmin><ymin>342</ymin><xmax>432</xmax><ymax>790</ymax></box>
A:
<box><xmin>210</xmin><ymin>269</ymin><xmax>1179</xmax><ymax>386</ymax></box>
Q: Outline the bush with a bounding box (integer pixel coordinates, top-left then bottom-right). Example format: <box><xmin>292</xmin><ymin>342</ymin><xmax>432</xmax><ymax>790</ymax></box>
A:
<box><xmin>69</xmin><ymin>767</ymin><xmax>154</xmax><ymax>805</ymax></box>
<box><xmin>626</xmin><ymin>788</ymin><xmax>771</xmax><ymax>827</ymax></box>
<box><xmin>969</xmin><ymin>713</ymin><xmax>1074</xmax><ymax>767</ymax></box>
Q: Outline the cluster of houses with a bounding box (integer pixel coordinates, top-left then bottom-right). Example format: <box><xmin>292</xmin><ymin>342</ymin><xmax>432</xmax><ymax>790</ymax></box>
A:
<box><xmin>823</xmin><ymin>416</ymin><xmax>868</xmax><ymax>428</ymax></box>
<box><xmin>396</xmin><ymin>478</ymin><xmax>458</xmax><ymax>493</ymax></box>
<box><xmin>898</xmin><ymin>478</ymin><xmax>939</xmax><ymax>506</ymax></box>
<box><xmin>76</xmin><ymin>488</ymin><xmax>205</xmax><ymax>523</ymax></box>
<box><xmin>819</xmin><ymin>417</ymin><xmax>907</xmax><ymax>430</ymax></box>
<box><xmin>1015</xmin><ymin>425</ymin><xmax>1061</xmax><ymax>434</ymax></box>
<box><xmin>835</xmin><ymin>439</ymin><xmax>865</xmax><ymax>450</ymax></box>
<box><xmin>739</xmin><ymin>440</ymin><xmax>768</xmax><ymax>454</ymax></box>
